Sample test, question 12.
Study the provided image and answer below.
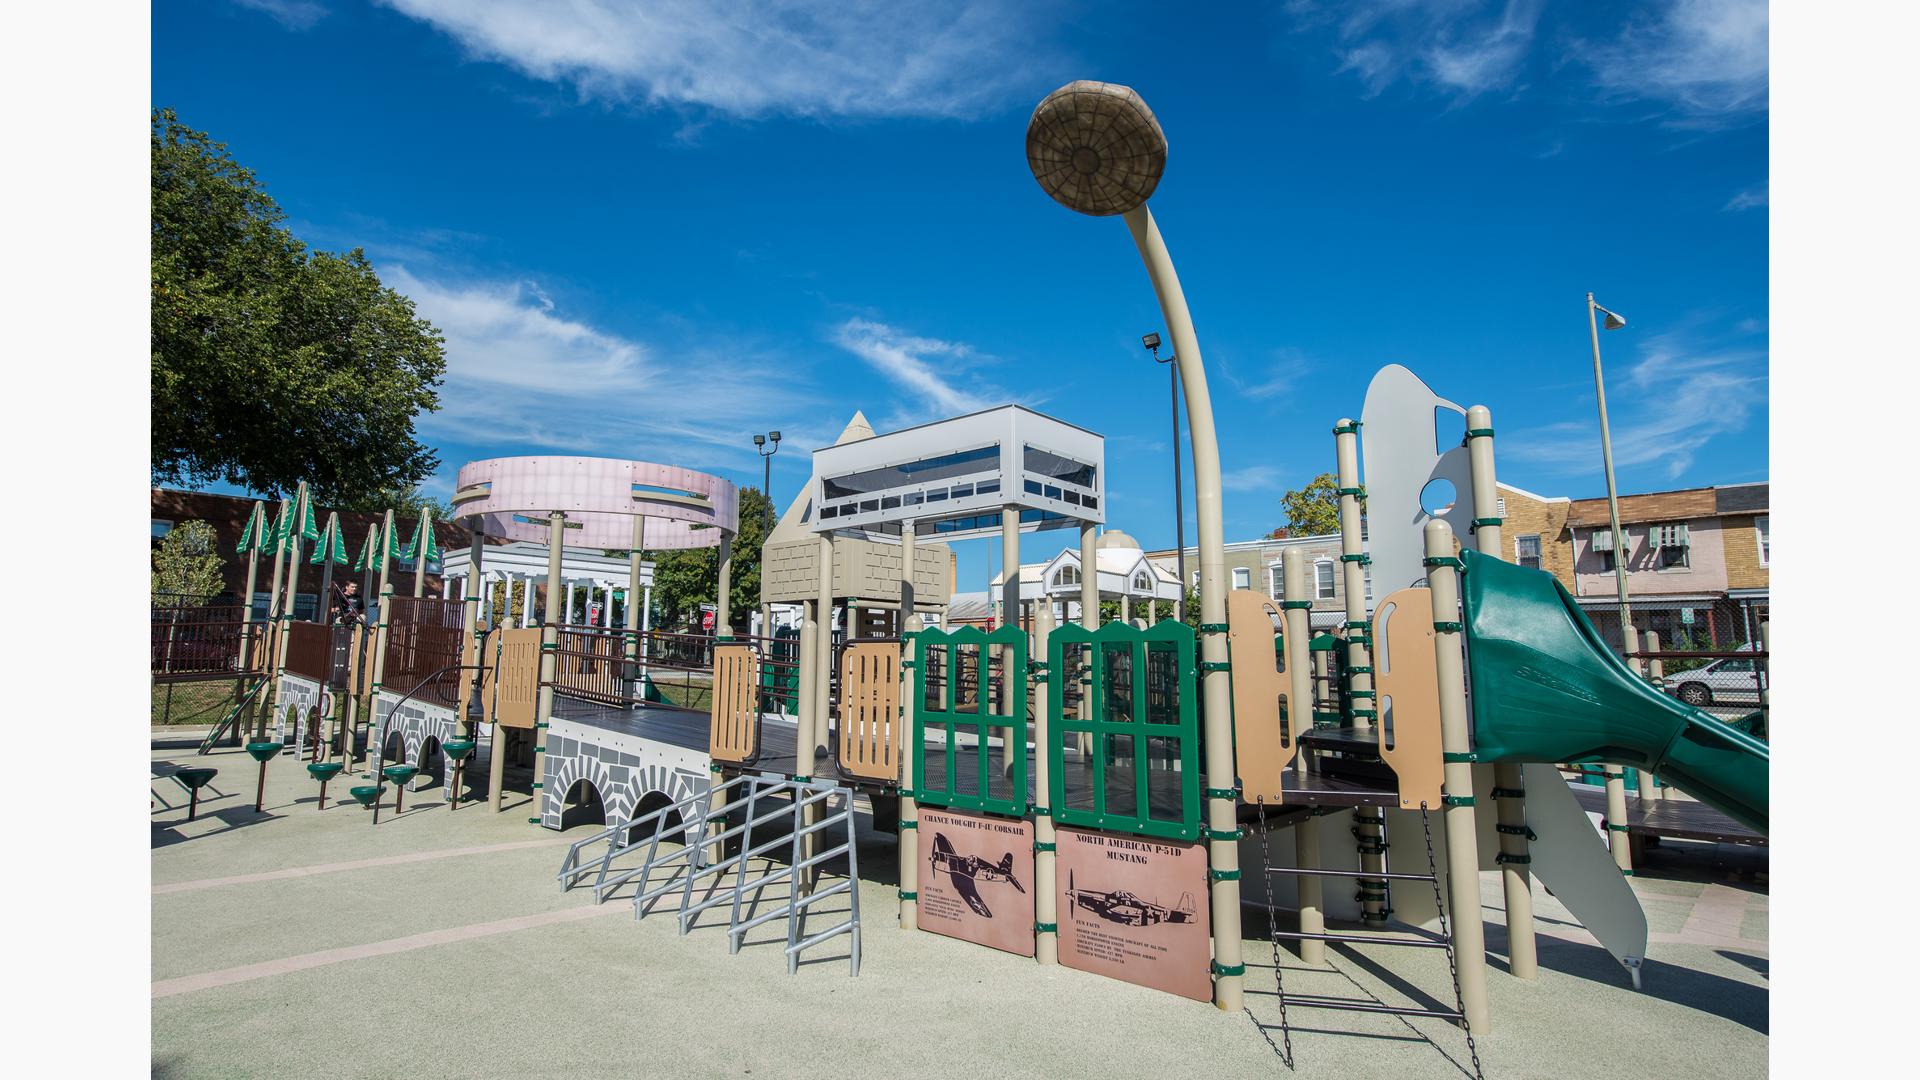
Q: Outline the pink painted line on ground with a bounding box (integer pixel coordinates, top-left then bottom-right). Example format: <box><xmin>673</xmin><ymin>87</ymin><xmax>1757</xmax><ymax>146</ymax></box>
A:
<box><xmin>152</xmin><ymin>903</ymin><xmax>628</xmax><ymax>999</ymax></box>
<box><xmin>153</xmin><ymin>837</ymin><xmax>569</xmax><ymax>895</ymax></box>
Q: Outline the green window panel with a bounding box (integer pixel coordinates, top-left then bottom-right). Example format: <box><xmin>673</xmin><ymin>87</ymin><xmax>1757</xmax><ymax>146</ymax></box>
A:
<box><xmin>1047</xmin><ymin>621</ymin><xmax>1201</xmax><ymax>842</ymax></box>
<box><xmin>913</xmin><ymin>623</ymin><xmax>1029</xmax><ymax>817</ymax></box>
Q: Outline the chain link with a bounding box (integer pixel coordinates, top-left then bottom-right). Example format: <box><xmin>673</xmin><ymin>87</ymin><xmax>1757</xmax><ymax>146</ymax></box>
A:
<box><xmin>1420</xmin><ymin>808</ymin><xmax>1484</xmax><ymax>1080</ymax></box>
<box><xmin>1252</xmin><ymin>798</ymin><xmax>1295</xmax><ymax>1069</ymax></box>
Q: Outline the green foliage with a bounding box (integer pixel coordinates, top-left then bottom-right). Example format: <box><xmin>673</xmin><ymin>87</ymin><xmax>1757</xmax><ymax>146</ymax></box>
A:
<box><xmin>151</xmin><ymin>109</ymin><xmax>446</xmax><ymax>505</ymax></box>
<box><xmin>630</xmin><ymin>487</ymin><xmax>774</xmax><ymax>632</ymax></box>
<box><xmin>1279</xmin><ymin>473</ymin><xmax>1343</xmax><ymax>537</ymax></box>
<box><xmin>346</xmin><ymin>485</ymin><xmax>454</xmax><ymax>522</ymax></box>
<box><xmin>152</xmin><ymin>521</ymin><xmax>226</xmax><ymax>603</ymax></box>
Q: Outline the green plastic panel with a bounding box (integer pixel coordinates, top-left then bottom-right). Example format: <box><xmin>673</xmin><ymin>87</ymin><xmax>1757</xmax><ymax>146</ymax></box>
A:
<box><xmin>1047</xmin><ymin>621</ymin><xmax>1201</xmax><ymax>842</ymax></box>
<box><xmin>913</xmin><ymin>624</ymin><xmax>1028</xmax><ymax>817</ymax></box>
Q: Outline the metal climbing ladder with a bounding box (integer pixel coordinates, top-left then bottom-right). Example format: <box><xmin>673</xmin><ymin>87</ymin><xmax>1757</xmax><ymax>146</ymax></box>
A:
<box><xmin>197</xmin><ymin>678</ymin><xmax>269</xmax><ymax>755</ymax></box>
<box><xmin>556</xmin><ymin>774</ymin><xmax>862</xmax><ymax>976</ymax></box>
<box><xmin>1252</xmin><ymin>805</ymin><xmax>1483</xmax><ymax>1079</ymax></box>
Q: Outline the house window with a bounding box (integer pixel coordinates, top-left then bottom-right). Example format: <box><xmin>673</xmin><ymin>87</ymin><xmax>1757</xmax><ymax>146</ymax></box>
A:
<box><xmin>1133</xmin><ymin>571</ymin><xmax>1152</xmax><ymax>593</ymax></box>
<box><xmin>1053</xmin><ymin>565</ymin><xmax>1080</xmax><ymax>589</ymax></box>
<box><xmin>1363</xmin><ymin>565</ymin><xmax>1373</xmax><ymax>602</ymax></box>
<box><xmin>1755</xmin><ymin>515</ymin><xmax>1769</xmax><ymax>567</ymax></box>
<box><xmin>1269</xmin><ymin>566</ymin><xmax>1284</xmax><ymax>599</ymax></box>
<box><xmin>1315</xmin><ymin>560</ymin><xmax>1336</xmax><ymax>599</ymax></box>
<box><xmin>1653</xmin><ymin>522</ymin><xmax>1691</xmax><ymax>570</ymax></box>
<box><xmin>1515</xmin><ymin>534</ymin><xmax>1542</xmax><ymax>570</ymax></box>
<box><xmin>1232</xmin><ymin>567</ymin><xmax>1252</xmax><ymax>590</ymax></box>
<box><xmin>1589</xmin><ymin>528</ymin><xmax>1618</xmax><ymax>572</ymax></box>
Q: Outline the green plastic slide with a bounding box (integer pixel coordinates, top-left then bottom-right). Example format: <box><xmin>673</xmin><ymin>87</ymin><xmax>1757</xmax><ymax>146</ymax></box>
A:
<box><xmin>1457</xmin><ymin>550</ymin><xmax>1768</xmax><ymax>834</ymax></box>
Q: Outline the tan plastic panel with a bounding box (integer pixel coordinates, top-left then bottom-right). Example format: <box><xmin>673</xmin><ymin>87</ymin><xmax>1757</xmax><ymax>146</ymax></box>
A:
<box><xmin>838</xmin><ymin>641</ymin><xmax>903</xmax><ymax>783</ymax></box>
<box><xmin>709</xmin><ymin>644</ymin><xmax>761</xmax><ymax>765</ymax></box>
<box><xmin>1372</xmin><ymin>587</ymin><xmax>1444</xmax><ymax>811</ymax></box>
<box><xmin>491</xmin><ymin>628</ymin><xmax>542</xmax><ymax>729</ymax></box>
<box><xmin>1227</xmin><ymin>590</ymin><xmax>1294</xmax><ymax>802</ymax></box>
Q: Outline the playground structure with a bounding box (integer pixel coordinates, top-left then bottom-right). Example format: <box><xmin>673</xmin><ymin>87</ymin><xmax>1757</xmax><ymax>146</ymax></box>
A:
<box><xmin>151</xmin><ymin>79</ymin><xmax>1773</xmax><ymax>1071</ymax></box>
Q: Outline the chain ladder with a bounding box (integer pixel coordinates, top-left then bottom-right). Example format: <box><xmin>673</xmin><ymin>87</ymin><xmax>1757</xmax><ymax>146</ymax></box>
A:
<box><xmin>1420</xmin><ymin>808</ymin><xmax>1484</xmax><ymax>1080</ymax></box>
<box><xmin>1250</xmin><ymin>798</ymin><xmax>1295</xmax><ymax>1069</ymax></box>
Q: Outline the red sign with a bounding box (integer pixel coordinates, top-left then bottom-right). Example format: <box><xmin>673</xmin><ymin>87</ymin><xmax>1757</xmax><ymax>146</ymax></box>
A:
<box><xmin>1055</xmin><ymin>827</ymin><xmax>1212</xmax><ymax>1002</ymax></box>
<box><xmin>916</xmin><ymin>807</ymin><xmax>1035</xmax><ymax>957</ymax></box>
<box><xmin>701</xmin><ymin>609</ymin><xmax>715</xmax><ymax>631</ymax></box>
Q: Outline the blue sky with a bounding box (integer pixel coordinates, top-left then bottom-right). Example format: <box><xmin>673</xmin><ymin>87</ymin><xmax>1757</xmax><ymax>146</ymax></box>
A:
<box><xmin>155</xmin><ymin>0</ymin><xmax>1768</xmax><ymax>589</ymax></box>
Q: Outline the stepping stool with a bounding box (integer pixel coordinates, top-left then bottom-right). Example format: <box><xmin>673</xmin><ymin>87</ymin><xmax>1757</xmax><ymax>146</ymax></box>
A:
<box><xmin>245</xmin><ymin>741</ymin><xmax>283</xmax><ymax>813</ymax></box>
<box><xmin>307</xmin><ymin>761</ymin><xmax>345</xmax><ymax>809</ymax></box>
<box><xmin>442</xmin><ymin>739</ymin><xmax>476</xmax><ymax>811</ymax></box>
<box><xmin>174</xmin><ymin>767</ymin><xmax>219</xmax><ymax>822</ymax></box>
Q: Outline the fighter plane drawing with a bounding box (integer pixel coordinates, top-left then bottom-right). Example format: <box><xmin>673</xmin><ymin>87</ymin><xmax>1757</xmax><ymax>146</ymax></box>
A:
<box><xmin>929</xmin><ymin>833</ymin><xmax>1026</xmax><ymax>918</ymax></box>
<box><xmin>1065</xmin><ymin>870</ymin><xmax>1197</xmax><ymax>927</ymax></box>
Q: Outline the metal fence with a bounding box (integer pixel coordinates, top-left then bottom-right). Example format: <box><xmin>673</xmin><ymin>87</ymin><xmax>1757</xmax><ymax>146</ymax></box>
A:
<box><xmin>151</xmin><ymin>598</ymin><xmax>261</xmax><ymax>679</ymax></box>
<box><xmin>1582</xmin><ymin>596</ymin><xmax>1768</xmax><ymax>654</ymax></box>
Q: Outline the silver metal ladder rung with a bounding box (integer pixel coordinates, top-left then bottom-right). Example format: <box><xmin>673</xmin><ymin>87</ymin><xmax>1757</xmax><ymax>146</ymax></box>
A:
<box><xmin>1273</xmin><ymin>929</ymin><xmax>1451</xmax><ymax>949</ymax></box>
<box><xmin>787</xmin><ymin>916</ymin><xmax>857</xmax><ymax>958</ymax></box>
<box><xmin>1274</xmin><ymin>996</ymin><xmax>1464</xmax><ymax>1020</ymax></box>
<box><xmin>1266</xmin><ymin>866</ymin><xmax>1436</xmax><ymax>882</ymax></box>
<box><xmin>790</xmin><ymin>877</ymin><xmax>852</xmax><ymax>910</ymax></box>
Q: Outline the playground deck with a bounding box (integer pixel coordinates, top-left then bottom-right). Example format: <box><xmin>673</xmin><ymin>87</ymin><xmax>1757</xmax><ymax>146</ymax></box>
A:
<box><xmin>1570</xmin><ymin>784</ymin><xmax>1766</xmax><ymax>847</ymax></box>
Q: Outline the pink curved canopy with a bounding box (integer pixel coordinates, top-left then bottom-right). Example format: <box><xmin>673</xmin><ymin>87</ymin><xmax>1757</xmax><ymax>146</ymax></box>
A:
<box><xmin>452</xmin><ymin>456</ymin><xmax>738</xmax><ymax>550</ymax></box>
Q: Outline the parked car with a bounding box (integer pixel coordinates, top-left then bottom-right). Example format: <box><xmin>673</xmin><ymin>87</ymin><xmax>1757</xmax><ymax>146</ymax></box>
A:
<box><xmin>1669</xmin><ymin>645</ymin><xmax>1765</xmax><ymax>708</ymax></box>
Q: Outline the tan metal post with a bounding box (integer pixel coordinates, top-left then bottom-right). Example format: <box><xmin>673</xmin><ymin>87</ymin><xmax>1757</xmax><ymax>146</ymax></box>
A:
<box><xmin>797</xmin><ymin>603</ymin><xmax>817</xmax><ymax>777</ymax></box>
<box><xmin>804</xmin><ymin>533</ymin><xmax>834</xmax><ymax>894</ymax></box>
<box><xmin>1032</xmin><ymin>601</ymin><xmax>1058</xmax><ymax>964</ymax></box>
<box><xmin>1334</xmin><ymin>423</ymin><xmax>1387</xmax><ymax>926</ymax></box>
<box><xmin>1000</xmin><ymin>507</ymin><xmax>1020</xmax><ymax>776</ymax></box>
<box><xmin>255</xmin><ymin>498</ymin><xmax>290</xmax><ymax>739</ymax></box>
<box><xmin>412</xmin><ymin>506</ymin><xmax>432</xmax><ymax>598</ymax></box>
<box><xmin>627</xmin><ymin>517</ymin><xmax>646</xmax><ymax>699</ymax></box>
<box><xmin>236</xmin><ymin>520</ymin><xmax>262</xmax><ymax>742</ymax></box>
<box><xmin>898</xmin><ymin>518</ymin><xmax>920</xmax><ymax>929</ymax></box>
<box><xmin>1461</xmin><ymin>407</ymin><xmax>1538</xmax><ymax>980</ymax></box>
<box><xmin>1281</xmin><ymin>550</ymin><xmax>1312</xmax><ymax>776</ymax></box>
<box><xmin>530</xmin><ymin>511</ymin><xmax>564</xmax><ymax>822</ymax></box>
<box><xmin>1120</xmin><ymin>203</ymin><xmax>1243</xmax><ymax>1012</ymax></box>
<box><xmin>1076</xmin><ymin>522</ymin><xmax>1098</xmax><ymax>752</ymax></box>
<box><xmin>1278</xmin><ymin>549</ymin><xmax>1323</xmax><ymax>964</ymax></box>
<box><xmin>274</xmin><ymin>484</ymin><xmax>309</xmax><ymax>745</ymax></box>
<box><xmin>366</xmin><ymin>510</ymin><xmax>395</xmax><ymax>772</ymax></box>
<box><xmin>461</xmin><ymin>526</ymin><xmax>485</xmax><ymax>749</ymax></box>
<box><xmin>715</xmin><ymin>531</ymin><xmax>733</xmax><ymax>637</ymax></box>
<box><xmin>1423</xmin><ymin>519</ymin><xmax>1491</xmax><ymax>1034</ymax></box>
<box><xmin>1640</xmin><ymin>629</ymin><xmax>1664</xmax><ymax>800</ymax></box>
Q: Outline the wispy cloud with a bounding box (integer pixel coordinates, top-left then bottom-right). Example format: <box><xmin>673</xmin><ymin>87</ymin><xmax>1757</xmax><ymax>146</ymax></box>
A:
<box><xmin>1576</xmin><ymin>0</ymin><xmax>1768</xmax><ymax>122</ymax></box>
<box><xmin>385</xmin><ymin>266</ymin><xmax>811</xmax><ymax>468</ymax></box>
<box><xmin>1296</xmin><ymin>0</ymin><xmax>1766</xmax><ymax>123</ymax></box>
<box><xmin>1222</xmin><ymin>464</ymin><xmax>1284</xmax><ymax>492</ymax></box>
<box><xmin>376</xmin><ymin>0</ymin><xmax>1061</xmax><ymax>120</ymax></box>
<box><xmin>1231</xmin><ymin>347</ymin><xmax>1316</xmax><ymax>401</ymax></box>
<box><xmin>1505</xmin><ymin>332</ymin><xmax>1767</xmax><ymax>479</ymax></box>
<box><xmin>830</xmin><ymin>318</ymin><xmax>1001</xmax><ymax>419</ymax></box>
<box><xmin>231</xmin><ymin>0</ymin><xmax>328</xmax><ymax>30</ymax></box>
<box><xmin>1724</xmin><ymin>184</ymin><xmax>1768</xmax><ymax>211</ymax></box>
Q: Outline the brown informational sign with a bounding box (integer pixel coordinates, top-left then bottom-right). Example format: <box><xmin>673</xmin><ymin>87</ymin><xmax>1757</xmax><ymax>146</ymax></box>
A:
<box><xmin>1056</xmin><ymin>827</ymin><xmax>1212</xmax><ymax>1002</ymax></box>
<box><xmin>916</xmin><ymin>807</ymin><xmax>1035</xmax><ymax>957</ymax></box>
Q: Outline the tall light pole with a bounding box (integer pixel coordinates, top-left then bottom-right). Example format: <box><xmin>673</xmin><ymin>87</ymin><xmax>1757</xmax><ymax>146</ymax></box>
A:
<box><xmin>754</xmin><ymin>431</ymin><xmax>780</xmax><ymax>636</ymax></box>
<box><xmin>1144</xmin><ymin>332</ymin><xmax>1185</xmax><ymax>623</ymax></box>
<box><xmin>1585</xmin><ymin>294</ymin><xmax>1636</xmax><ymax>654</ymax></box>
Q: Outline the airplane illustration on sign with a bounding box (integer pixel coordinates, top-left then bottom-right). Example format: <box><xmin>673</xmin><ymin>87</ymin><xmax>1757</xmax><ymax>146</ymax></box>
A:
<box><xmin>929</xmin><ymin>833</ymin><xmax>1026</xmax><ymax>917</ymax></box>
<box><xmin>1066</xmin><ymin>870</ymin><xmax>1197</xmax><ymax>927</ymax></box>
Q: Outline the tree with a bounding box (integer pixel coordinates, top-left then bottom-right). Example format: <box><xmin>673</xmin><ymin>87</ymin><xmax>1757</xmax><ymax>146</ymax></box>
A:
<box><xmin>151</xmin><ymin>109</ymin><xmax>446</xmax><ymax>505</ymax></box>
<box><xmin>624</xmin><ymin>487</ymin><xmax>775</xmax><ymax>633</ymax></box>
<box><xmin>152</xmin><ymin>521</ymin><xmax>226</xmax><ymax>603</ymax></box>
<box><xmin>1279</xmin><ymin>473</ymin><xmax>1343</xmax><ymax>537</ymax></box>
<box><xmin>348</xmin><ymin>485</ymin><xmax>454</xmax><ymax>522</ymax></box>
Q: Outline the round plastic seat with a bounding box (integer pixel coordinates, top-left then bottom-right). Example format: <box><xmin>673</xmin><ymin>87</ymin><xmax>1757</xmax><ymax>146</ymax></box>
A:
<box><xmin>175</xmin><ymin>767</ymin><xmax>219</xmax><ymax>790</ymax></box>
<box><xmin>307</xmin><ymin>762</ymin><xmax>345</xmax><ymax>781</ymax></box>
<box><xmin>349</xmin><ymin>785</ymin><xmax>380</xmax><ymax>808</ymax></box>
<box><xmin>246</xmin><ymin>741</ymin><xmax>284</xmax><ymax>763</ymax></box>
<box><xmin>382</xmin><ymin>766</ymin><xmax>419</xmax><ymax>784</ymax></box>
<box><xmin>442</xmin><ymin>739</ymin><xmax>476</xmax><ymax>761</ymax></box>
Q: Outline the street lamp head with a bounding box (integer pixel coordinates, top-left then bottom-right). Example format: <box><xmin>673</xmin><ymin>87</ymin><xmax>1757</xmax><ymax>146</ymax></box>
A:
<box><xmin>1026</xmin><ymin>81</ymin><xmax>1167</xmax><ymax>217</ymax></box>
<box><xmin>1602</xmin><ymin>309</ymin><xmax>1627</xmax><ymax>331</ymax></box>
<box><xmin>1141</xmin><ymin>331</ymin><xmax>1161</xmax><ymax>352</ymax></box>
<box><xmin>753</xmin><ymin>434</ymin><xmax>766</xmax><ymax>447</ymax></box>
<box><xmin>769</xmin><ymin>430</ymin><xmax>781</xmax><ymax>444</ymax></box>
